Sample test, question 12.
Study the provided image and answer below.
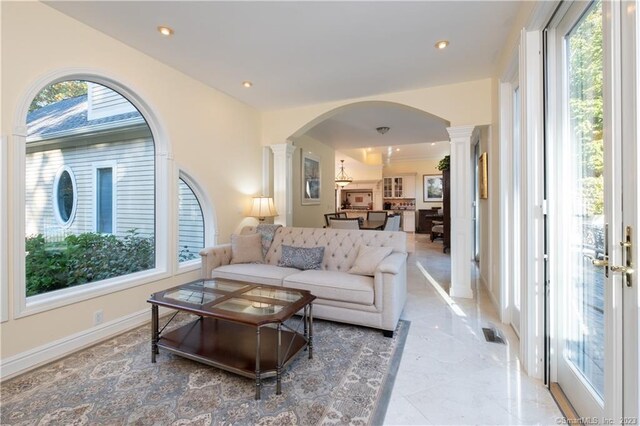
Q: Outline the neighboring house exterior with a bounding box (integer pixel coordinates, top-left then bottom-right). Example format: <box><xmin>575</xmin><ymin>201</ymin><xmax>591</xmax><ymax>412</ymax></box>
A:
<box><xmin>26</xmin><ymin>82</ymin><xmax>205</xmax><ymax>260</ymax></box>
<box><xmin>26</xmin><ymin>83</ymin><xmax>156</xmax><ymax>242</ymax></box>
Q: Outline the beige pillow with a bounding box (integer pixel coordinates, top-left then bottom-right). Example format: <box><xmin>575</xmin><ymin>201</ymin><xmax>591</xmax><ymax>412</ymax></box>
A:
<box><xmin>348</xmin><ymin>245</ymin><xmax>393</xmax><ymax>276</ymax></box>
<box><xmin>230</xmin><ymin>233</ymin><xmax>264</xmax><ymax>264</ymax></box>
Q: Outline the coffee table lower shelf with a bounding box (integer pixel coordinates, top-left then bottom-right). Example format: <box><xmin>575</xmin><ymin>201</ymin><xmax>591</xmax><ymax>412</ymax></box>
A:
<box><xmin>158</xmin><ymin>317</ymin><xmax>308</xmax><ymax>397</ymax></box>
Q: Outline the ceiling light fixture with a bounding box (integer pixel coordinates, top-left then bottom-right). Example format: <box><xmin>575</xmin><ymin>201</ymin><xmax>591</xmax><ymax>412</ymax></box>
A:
<box><xmin>431</xmin><ymin>142</ymin><xmax>436</xmax><ymax>146</ymax></box>
<box><xmin>335</xmin><ymin>159</ymin><xmax>353</xmax><ymax>187</ymax></box>
<box><xmin>376</xmin><ymin>126</ymin><xmax>390</xmax><ymax>135</ymax></box>
<box><xmin>242</xmin><ymin>81</ymin><xmax>253</xmax><ymax>88</ymax></box>
<box><xmin>396</xmin><ymin>148</ymin><xmax>400</xmax><ymax>152</ymax></box>
<box><xmin>435</xmin><ymin>40</ymin><xmax>449</xmax><ymax>49</ymax></box>
<box><xmin>157</xmin><ymin>26</ymin><xmax>174</xmax><ymax>36</ymax></box>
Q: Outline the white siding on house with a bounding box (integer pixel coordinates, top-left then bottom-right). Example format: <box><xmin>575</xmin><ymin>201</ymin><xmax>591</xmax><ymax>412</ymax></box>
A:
<box><xmin>87</xmin><ymin>82</ymin><xmax>136</xmax><ymax>121</ymax></box>
<box><xmin>178</xmin><ymin>178</ymin><xmax>204</xmax><ymax>261</ymax></box>
<box><xmin>26</xmin><ymin>136</ymin><xmax>154</xmax><ymax>241</ymax></box>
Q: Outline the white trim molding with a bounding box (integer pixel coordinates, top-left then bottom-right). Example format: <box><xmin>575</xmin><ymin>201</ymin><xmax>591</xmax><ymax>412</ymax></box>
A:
<box><xmin>270</xmin><ymin>142</ymin><xmax>296</xmax><ymax>226</ymax></box>
<box><xmin>446</xmin><ymin>124</ymin><xmax>477</xmax><ymax>299</ymax></box>
<box><xmin>520</xmin><ymin>29</ymin><xmax>545</xmax><ymax>380</ymax></box>
<box><xmin>0</xmin><ymin>306</ymin><xmax>172</xmax><ymax>381</ymax></box>
<box><xmin>1</xmin><ymin>136</ymin><xmax>8</xmax><ymax>323</ymax></box>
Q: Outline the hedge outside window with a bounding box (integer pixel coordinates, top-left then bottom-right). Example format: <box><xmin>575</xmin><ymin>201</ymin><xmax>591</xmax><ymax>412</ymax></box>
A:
<box><xmin>25</xmin><ymin>80</ymin><xmax>156</xmax><ymax>297</ymax></box>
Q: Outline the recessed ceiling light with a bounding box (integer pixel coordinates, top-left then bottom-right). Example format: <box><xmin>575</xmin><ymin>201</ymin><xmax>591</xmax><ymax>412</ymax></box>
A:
<box><xmin>396</xmin><ymin>148</ymin><xmax>400</xmax><ymax>152</ymax></box>
<box><xmin>435</xmin><ymin>40</ymin><xmax>449</xmax><ymax>50</ymax></box>
<box><xmin>431</xmin><ymin>143</ymin><xmax>436</xmax><ymax>146</ymax></box>
<box><xmin>157</xmin><ymin>26</ymin><xmax>174</xmax><ymax>37</ymax></box>
<box><xmin>242</xmin><ymin>81</ymin><xmax>253</xmax><ymax>88</ymax></box>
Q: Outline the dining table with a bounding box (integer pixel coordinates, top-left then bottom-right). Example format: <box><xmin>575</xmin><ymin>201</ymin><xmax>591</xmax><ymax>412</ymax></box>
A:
<box><xmin>359</xmin><ymin>220</ymin><xmax>386</xmax><ymax>230</ymax></box>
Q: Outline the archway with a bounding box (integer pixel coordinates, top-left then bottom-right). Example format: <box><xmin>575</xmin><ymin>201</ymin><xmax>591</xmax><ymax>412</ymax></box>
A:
<box><xmin>268</xmin><ymin>100</ymin><xmax>477</xmax><ymax>298</ymax></box>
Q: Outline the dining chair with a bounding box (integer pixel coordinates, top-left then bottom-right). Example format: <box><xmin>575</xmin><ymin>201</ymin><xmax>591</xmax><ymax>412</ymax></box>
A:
<box><xmin>329</xmin><ymin>218</ymin><xmax>360</xmax><ymax>229</ymax></box>
<box><xmin>384</xmin><ymin>214</ymin><xmax>401</xmax><ymax>231</ymax></box>
<box><xmin>324</xmin><ymin>213</ymin><xmax>340</xmax><ymax>227</ymax></box>
<box><xmin>367</xmin><ymin>211</ymin><xmax>387</xmax><ymax>222</ymax></box>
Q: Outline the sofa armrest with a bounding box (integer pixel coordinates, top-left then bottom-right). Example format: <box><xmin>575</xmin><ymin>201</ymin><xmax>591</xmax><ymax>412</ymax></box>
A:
<box><xmin>376</xmin><ymin>252</ymin><xmax>407</xmax><ymax>275</ymax></box>
<box><xmin>199</xmin><ymin>244</ymin><xmax>232</xmax><ymax>278</ymax></box>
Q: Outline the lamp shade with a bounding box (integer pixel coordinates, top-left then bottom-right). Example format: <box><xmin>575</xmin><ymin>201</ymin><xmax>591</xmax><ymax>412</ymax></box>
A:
<box><xmin>248</xmin><ymin>196</ymin><xmax>278</xmax><ymax>220</ymax></box>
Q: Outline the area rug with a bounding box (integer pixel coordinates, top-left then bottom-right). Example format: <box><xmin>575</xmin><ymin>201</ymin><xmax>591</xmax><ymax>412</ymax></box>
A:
<box><xmin>1</xmin><ymin>314</ymin><xmax>409</xmax><ymax>425</ymax></box>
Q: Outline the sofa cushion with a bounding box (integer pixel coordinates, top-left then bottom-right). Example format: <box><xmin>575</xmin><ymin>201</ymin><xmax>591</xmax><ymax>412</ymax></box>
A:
<box><xmin>212</xmin><ymin>264</ymin><xmax>299</xmax><ymax>286</ymax></box>
<box><xmin>230</xmin><ymin>233</ymin><xmax>263</xmax><ymax>264</ymax></box>
<box><xmin>348</xmin><ymin>245</ymin><xmax>393</xmax><ymax>276</ymax></box>
<box><xmin>278</xmin><ymin>245</ymin><xmax>324</xmax><ymax>270</ymax></box>
<box><xmin>283</xmin><ymin>270</ymin><xmax>374</xmax><ymax>306</ymax></box>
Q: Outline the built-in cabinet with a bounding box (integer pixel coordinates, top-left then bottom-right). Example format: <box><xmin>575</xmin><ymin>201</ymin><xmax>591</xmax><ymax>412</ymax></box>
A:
<box><xmin>383</xmin><ymin>175</ymin><xmax>416</xmax><ymax>198</ymax></box>
<box><xmin>402</xmin><ymin>211</ymin><xmax>415</xmax><ymax>232</ymax></box>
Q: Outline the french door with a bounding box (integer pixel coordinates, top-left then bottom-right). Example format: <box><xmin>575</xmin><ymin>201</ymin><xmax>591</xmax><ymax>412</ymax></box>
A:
<box><xmin>548</xmin><ymin>0</ymin><xmax>638</xmax><ymax>420</ymax></box>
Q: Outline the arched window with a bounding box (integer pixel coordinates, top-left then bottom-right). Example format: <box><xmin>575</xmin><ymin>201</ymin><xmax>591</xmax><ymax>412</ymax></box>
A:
<box><xmin>178</xmin><ymin>175</ymin><xmax>205</xmax><ymax>263</ymax></box>
<box><xmin>53</xmin><ymin>166</ymin><xmax>77</xmax><ymax>226</ymax></box>
<box><xmin>25</xmin><ymin>80</ymin><xmax>156</xmax><ymax>298</ymax></box>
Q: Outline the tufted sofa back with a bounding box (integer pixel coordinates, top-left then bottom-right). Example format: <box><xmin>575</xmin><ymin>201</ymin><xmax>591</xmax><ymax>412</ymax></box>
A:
<box><xmin>241</xmin><ymin>226</ymin><xmax>406</xmax><ymax>273</ymax></box>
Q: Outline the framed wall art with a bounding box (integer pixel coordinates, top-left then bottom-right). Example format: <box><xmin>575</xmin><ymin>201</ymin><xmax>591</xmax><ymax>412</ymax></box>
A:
<box><xmin>302</xmin><ymin>152</ymin><xmax>321</xmax><ymax>205</ymax></box>
<box><xmin>479</xmin><ymin>152</ymin><xmax>488</xmax><ymax>199</ymax></box>
<box><xmin>423</xmin><ymin>174</ymin><xmax>443</xmax><ymax>202</ymax></box>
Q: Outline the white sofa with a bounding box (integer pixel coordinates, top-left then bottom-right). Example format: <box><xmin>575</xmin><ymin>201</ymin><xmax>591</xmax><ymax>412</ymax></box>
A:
<box><xmin>199</xmin><ymin>226</ymin><xmax>408</xmax><ymax>336</ymax></box>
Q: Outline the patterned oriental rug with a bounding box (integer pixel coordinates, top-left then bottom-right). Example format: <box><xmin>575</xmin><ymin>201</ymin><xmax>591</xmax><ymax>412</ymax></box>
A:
<box><xmin>1</xmin><ymin>315</ymin><xmax>409</xmax><ymax>425</ymax></box>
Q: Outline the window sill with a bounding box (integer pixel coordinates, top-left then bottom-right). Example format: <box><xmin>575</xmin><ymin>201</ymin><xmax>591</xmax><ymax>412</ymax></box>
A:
<box><xmin>17</xmin><ymin>268</ymin><xmax>170</xmax><ymax>319</ymax></box>
<box><xmin>177</xmin><ymin>258</ymin><xmax>201</xmax><ymax>275</ymax></box>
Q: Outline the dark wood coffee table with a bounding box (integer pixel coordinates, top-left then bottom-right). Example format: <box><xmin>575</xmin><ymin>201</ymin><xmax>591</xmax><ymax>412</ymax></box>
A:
<box><xmin>147</xmin><ymin>278</ymin><xmax>316</xmax><ymax>399</ymax></box>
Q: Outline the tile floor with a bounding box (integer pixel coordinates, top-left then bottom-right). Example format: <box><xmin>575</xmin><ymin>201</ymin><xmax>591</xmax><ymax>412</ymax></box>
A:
<box><xmin>383</xmin><ymin>234</ymin><xmax>563</xmax><ymax>425</ymax></box>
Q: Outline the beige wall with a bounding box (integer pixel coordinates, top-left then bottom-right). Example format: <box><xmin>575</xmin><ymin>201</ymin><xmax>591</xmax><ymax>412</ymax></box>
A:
<box><xmin>1</xmin><ymin>2</ymin><xmax>262</xmax><ymax>358</ymax></box>
<box><xmin>291</xmin><ymin>135</ymin><xmax>335</xmax><ymax>228</ymax></box>
<box><xmin>261</xmin><ymin>79</ymin><xmax>493</xmax><ymax>147</ymax></box>
<box><xmin>382</xmin><ymin>159</ymin><xmax>445</xmax><ymax>210</ymax></box>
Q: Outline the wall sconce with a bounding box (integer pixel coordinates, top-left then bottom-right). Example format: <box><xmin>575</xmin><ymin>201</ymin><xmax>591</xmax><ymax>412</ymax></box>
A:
<box><xmin>247</xmin><ymin>196</ymin><xmax>278</xmax><ymax>221</ymax></box>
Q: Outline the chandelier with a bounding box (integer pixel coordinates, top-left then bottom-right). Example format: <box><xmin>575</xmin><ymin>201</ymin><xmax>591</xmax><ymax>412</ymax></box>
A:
<box><xmin>335</xmin><ymin>159</ymin><xmax>352</xmax><ymax>187</ymax></box>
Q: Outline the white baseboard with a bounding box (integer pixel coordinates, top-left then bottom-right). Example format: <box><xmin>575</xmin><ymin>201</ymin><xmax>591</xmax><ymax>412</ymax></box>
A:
<box><xmin>480</xmin><ymin>274</ymin><xmax>501</xmax><ymax>317</ymax></box>
<box><xmin>0</xmin><ymin>307</ymin><xmax>171</xmax><ymax>381</ymax></box>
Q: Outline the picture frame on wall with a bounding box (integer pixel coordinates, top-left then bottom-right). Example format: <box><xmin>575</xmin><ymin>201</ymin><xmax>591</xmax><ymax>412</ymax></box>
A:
<box><xmin>302</xmin><ymin>152</ymin><xmax>321</xmax><ymax>205</ymax></box>
<box><xmin>423</xmin><ymin>174</ymin><xmax>443</xmax><ymax>202</ymax></box>
<box><xmin>479</xmin><ymin>152</ymin><xmax>488</xmax><ymax>199</ymax></box>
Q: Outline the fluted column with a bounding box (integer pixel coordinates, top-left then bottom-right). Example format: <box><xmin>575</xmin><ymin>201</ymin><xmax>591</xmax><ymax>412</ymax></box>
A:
<box><xmin>447</xmin><ymin>125</ymin><xmax>476</xmax><ymax>298</ymax></box>
<box><xmin>270</xmin><ymin>142</ymin><xmax>296</xmax><ymax>226</ymax></box>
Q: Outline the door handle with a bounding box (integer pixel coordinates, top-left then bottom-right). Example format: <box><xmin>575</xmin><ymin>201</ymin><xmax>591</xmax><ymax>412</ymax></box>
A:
<box><xmin>610</xmin><ymin>265</ymin><xmax>634</xmax><ymax>275</ymax></box>
<box><xmin>591</xmin><ymin>258</ymin><xmax>608</xmax><ymax>267</ymax></box>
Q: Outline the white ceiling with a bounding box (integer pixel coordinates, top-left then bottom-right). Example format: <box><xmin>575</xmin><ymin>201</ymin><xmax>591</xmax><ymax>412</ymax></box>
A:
<box><xmin>46</xmin><ymin>1</ymin><xmax>525</xmax><ymax>110</ymax></box>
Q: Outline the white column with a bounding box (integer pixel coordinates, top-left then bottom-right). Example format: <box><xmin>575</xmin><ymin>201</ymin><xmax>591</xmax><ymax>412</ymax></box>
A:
<box><xmin>447</xmin><ymin>125</ymin><xmax>476</xmax><ymax>298</ymax></box>
<box><xmin>270</xmin><ymin>142</ymin><xmax>296</xmax><ymax>226</ymax></box>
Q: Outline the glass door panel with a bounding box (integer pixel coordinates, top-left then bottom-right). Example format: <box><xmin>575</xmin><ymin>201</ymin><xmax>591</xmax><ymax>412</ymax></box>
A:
<box><xmin>565</xmin><ymin>0</ymin><xmax>605</xmax><ymax>398</ymax></box>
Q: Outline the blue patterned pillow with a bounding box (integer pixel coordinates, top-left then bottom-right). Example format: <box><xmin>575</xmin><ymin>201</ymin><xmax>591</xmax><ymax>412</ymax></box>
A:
<box><xmin>278</xmin><ymin>245</ymin><xmax>325</xmax><ymax>270</ymax></box>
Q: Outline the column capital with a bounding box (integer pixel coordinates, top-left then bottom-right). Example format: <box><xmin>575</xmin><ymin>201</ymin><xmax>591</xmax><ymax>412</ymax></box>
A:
<box><xmin>270</xmin><ymin>141</ymin><xmax>296</xmax><ymax>157</ymax></box>
<box><xmin>446</xmin><ymin>125</ymin><xmax>476</xmax><ymax>142</ymax></box>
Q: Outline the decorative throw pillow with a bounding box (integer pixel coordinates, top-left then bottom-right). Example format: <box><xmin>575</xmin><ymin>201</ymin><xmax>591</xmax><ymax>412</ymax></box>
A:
<box><xmin>278</xmin><ymin>245</ymin><xmax>325</xmax><ymax>270</ymax></box>
<box><xmin>230</xmin><ymin>233</ymin><xmax>264</xmax><ymax>264</ymax></box>
<box><xmin>348</xmin><ymin>245</ymin><xmax>393</xmax><ymax>276</ymax></box>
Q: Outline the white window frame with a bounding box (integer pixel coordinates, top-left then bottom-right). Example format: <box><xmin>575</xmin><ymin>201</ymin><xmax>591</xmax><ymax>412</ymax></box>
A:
<box><xmin>93</xmin><ymin>162</ymin><xmax>117</xmax><ymax>234</ymax></box>
<box><xmin>176</xmin><ymin>168</ymin><xmax>216</xmax><ymax>273</ymax></box>
<box><xmin>1</xmin><ymin>136</ymin><xmax>8</xmax><ymax>322</ymax></box>
<box><xmin>52</xmin><ymin>165</ymin><xmax>78</xmax><ymax>227</ymax></box>
<box><xmin>13</xmin><ymin>71</ymin><xmax>172</xmax><ymax>318</ymax></box>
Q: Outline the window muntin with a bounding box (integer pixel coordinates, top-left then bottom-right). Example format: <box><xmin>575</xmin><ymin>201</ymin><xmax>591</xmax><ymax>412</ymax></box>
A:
<box><xmin>25</xmin><ymin>80</ymin><xmax>156</xmax><ymax>298</ymax></box>
<box><xmin>53</xmin><ymin>166</ymin><xmax>77</xmax><ymax>226</ymax></box>
<box><xmin>178</xmin><ymin>177</ymin><xmax>204</xmax><ymax>262</ymax></box>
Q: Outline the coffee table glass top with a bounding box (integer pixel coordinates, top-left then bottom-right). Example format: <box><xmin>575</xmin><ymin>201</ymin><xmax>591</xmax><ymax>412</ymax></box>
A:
<box><xmin>243</xmin><ymin>287</ymin><xmax>303</xmax><ymax>303</ymax></box>
<box><xmin>149</xmin><ymin>279</ymin><xmax>314</xmax><ymax>322</ymax></box>
<box><xmin>216</xmin><ymin>297</ymin><xmax>285</xmax><ymax>315</ymax></box>
<box><xmin>163</xmin><ymin>288</ymin><xmax>225</xmax><ymax>305</ymax></box>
